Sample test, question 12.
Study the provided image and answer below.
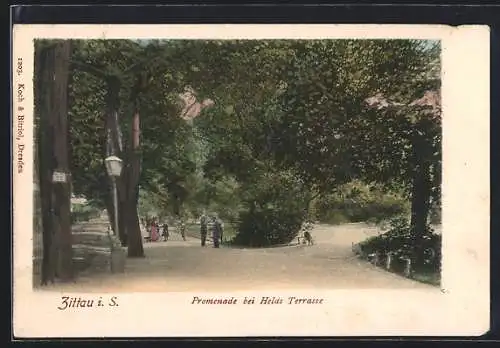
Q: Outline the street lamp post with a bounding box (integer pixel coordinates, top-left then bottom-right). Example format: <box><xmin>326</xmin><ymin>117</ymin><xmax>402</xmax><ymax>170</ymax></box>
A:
<box><xmin>104</xmin><ymin>156</ymin><xmax>123</xmax><ymax>239</ymax></box>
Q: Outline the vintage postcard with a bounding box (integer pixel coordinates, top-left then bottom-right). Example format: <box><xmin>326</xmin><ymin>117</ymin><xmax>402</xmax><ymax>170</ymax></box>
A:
<box><xmin>12</xmin><ymin>24</ymin><xmax>490</xmax><ymax>337</ymax></box>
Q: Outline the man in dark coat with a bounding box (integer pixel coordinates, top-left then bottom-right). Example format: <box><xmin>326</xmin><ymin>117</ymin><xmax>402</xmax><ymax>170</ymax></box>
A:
<box><xmin>200</xmin><ymin>213</ymin><xmax>208</xmax><ymax>246</ymax></box>
<box><xmin>162</xmin><ymin>222</ymin><xmax>169</xmax><ymax>241</ymax></box>
<box><xmin>212</xmin><ymin>216</ymin><xmax>222</xmax><ymax>248</ymax></box>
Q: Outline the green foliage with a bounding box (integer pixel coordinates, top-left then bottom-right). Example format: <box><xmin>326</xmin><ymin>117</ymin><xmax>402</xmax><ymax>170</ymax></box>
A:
<box><xmin>359</xmin><ymin>216</ymin><xmax>441</xmax><ymax>268</ymax></box>
<box><xmin>68</xmin><ymin>50</ymin><xmax>108</xmax><ymax>203</ymax></box>
<box><xmin>71</xmin><ymin>204</ymin><xmax>101</xmax><ymax>223</ymax></box>
<box><xmin>137</xmin><ymin>189</ymin><xmax>167</xmax><ymax>219</ymax></box>
<box><xmin>232</xmin><ymin>171</ymin><xmax>310</xmax><ymax>247</ymax></box>
<box><xmin>235</xmin><ymin>209</ymin><xmax>303</xmax><ymax>247</ymax></box>
<box><xmin>316</xmin><ymin>181</ymin><xmax>410</xmax><ymax>225</ymax></box>
<box><xmin>275</xmin><ymin>39</ymin><xmax>441</xmax><ymax>195</ymax></box>
<box><xmin>60</xmin><ymin>39</ymin><xmax>202</xmax><ymax>218</ymax></box>
<box><xmin>271</xmin><ymin>39</ymin><xmax>441</xmax><ymax>241</ymax></box>
<box><xmin>44</xmin><ymin>38</ymin><xmax>441</xmax><ymax>250</ymax></box>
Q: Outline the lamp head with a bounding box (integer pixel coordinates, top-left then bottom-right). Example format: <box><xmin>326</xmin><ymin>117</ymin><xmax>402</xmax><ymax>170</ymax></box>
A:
<box><xmin>104</xmin><ymin>156</ymin><xmax>123</xmax><ymax>177</ymax></box>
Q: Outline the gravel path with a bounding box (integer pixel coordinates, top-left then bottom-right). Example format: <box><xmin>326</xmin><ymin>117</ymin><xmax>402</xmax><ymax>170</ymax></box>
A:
<box><xmin>42</xmin><ymin>223</ymin><xmax>436</xmax><ymax>293</ymax></box>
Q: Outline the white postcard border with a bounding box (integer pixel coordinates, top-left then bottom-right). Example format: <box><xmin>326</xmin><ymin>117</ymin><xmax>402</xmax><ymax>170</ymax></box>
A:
<box><xmin>12</xmin><ymin>24</ymin><xmax>490</xmax><ymax>337</ymax></box>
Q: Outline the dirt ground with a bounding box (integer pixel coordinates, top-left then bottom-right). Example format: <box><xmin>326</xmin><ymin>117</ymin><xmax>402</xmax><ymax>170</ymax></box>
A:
<box><xmin>40</xmin><ymin>223</ymin><xmax>437</xmax><ymax>293</ymax></box>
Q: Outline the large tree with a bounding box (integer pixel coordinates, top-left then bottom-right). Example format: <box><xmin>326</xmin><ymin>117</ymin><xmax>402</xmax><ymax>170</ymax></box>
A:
<box><xmin>34</xmin><ymin>39</ymin><xmax>73</xmax><ymax>283</ymax></box>
<box><xmin>68</xmin><ymin>40</ymin><xmax>145</xmax><ymax>256</ymax></box>
<box><xmin>275</xmin><ymin>39</ymin><xmax>441</xmax><ymax>251</ymax></box>
<box><xmin>67</xmin><ymin>40</ymin><xmax>205</xmax><ymax>252</ymax></box>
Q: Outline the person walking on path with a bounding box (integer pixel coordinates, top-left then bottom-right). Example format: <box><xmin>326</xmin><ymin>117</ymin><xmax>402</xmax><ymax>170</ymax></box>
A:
<box><xmin>219</xmin><ymin>218</ymin><xmax>224</xmax><ymax>244</ymax></box>
<box><xmin>200</xmin><ymin>213</ymin><xmax>208</xmax><ymax>246</ymax></box>
<box><xmin>212</xmin><ymin>216</ymin><xmax>222</xmax><ymax>248</ymax></box>
<box><xmin>162</xmin><ymin>222</ymin><xmax>169</xmax><ymax>242</ymax></box>
<box><xmin>179</xmin><ymin>219</ymin><xmax>187</xmax><ymax>241</ymax></box>
<box><xmin>151</xmin><ymin>219</ymin><xmax>160</xmax><ymax>242</ymax></box>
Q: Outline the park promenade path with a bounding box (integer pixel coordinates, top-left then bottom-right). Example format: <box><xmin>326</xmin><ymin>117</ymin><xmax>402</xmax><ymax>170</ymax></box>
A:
<box><xmin>43</xmin><ymin>223</ymin><xmax>437</xmax><ymax>293</ymax></box>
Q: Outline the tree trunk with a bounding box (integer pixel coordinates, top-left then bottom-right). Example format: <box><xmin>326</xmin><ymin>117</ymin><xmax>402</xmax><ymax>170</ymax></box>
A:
<box><xmin>36</xmin><ymin>41</ymin><xmax>74</xmax><ymax>284</ymax></box>
<box><xmin>117</xmin><ymin>175</ymin><xmax>128</xmax><ymax>245</ymax></box>
<box><xmin>51</xmin><ymin>40</ymin><xmax>73</xmax><ymax>281</ymax></box>
<box><xmin>36</xmin><ymin>45</ymin><xmax>54</xmax><ymax>285</ymax></box>
<box><xmin>40</xmin><ymin>149</ymin><xmax>55</xmax><ymax>284</ymax></box>
<box><xmin>409</xmin><ymin>129</ymin><xmax>433</xmax><ymax>263</ymax></box>
<box><xmin>410</xmin><ymin>161</ymin><xmax>432</xmax><ymax>239</ymax></box>
<box><xmin>104</xmin><ymin>77</ymin><xmax>128</xmax><ymax>244</ymax></box>
<box><xmin>125</xmin><ymin>180</ymin><xmax>143</xmax><ymax>257</ymax></box>
<box><xmin>126</xmin><ymin>112</ymin><xmax>144</xmax><ymax>257</ymax></box>
<box><xmin>33</xmin><ymin>105</ymin><xmax>44</xmax><ymax>287</ymax></box>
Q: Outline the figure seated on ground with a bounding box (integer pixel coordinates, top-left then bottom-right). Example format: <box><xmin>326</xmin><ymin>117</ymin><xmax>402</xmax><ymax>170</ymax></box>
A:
<box><xmin>297</xmin><ymin>221</ymin><xmax>314</xmax><ymax>245</ymax></box>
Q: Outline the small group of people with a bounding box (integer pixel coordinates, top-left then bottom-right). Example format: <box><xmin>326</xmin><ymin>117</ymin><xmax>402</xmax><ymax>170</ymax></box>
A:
<box><xmin>141</xmin><ymin>217</ymin><xmax>162</xmax><ymax>242</ymax></box>
<box><xmin>140</xmin><ymin>213</ymin><xmax>223</xmax><ymax>246</ymax></box>
<box><xmin>140</xmin><ymin>217</ymin><xmax>186</xmax><ymax>242</ymax></box>
<box><xmin>200</xmin><ymin>213</ymin><xmax>224</xmax><ymax>248</ymax></box>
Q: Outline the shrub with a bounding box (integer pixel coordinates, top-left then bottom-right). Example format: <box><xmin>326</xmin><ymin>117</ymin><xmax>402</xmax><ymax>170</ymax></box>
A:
<box><xmin>319</xmin><ymin>209</ymin><xmax>350</xmax><ymax>225</ymax></box>
<box><xmin>316</xmin><ymin>181</ymin><xmax>410</xmax><ymax>224</ymax></box>
<box><xmin>232</xmin><ymin>171</ymin><xmax>309</xmax><ymax>247</ymax></box>
<box><xmin>234</xmin><ymin>208</ymin><xmax>303</xmax><ymax>247</ymax></box>
<box><xmin>359</xmin><ymin>216</ymin><xmax>441</xmax><ymax>270</ymax></box>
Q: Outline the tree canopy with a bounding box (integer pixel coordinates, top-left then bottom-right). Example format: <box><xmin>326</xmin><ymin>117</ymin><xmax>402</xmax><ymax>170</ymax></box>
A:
<box><xmin>37</xmin><ymin>38</ymin><xmax>441</xmax><ymax>250</ymax></box>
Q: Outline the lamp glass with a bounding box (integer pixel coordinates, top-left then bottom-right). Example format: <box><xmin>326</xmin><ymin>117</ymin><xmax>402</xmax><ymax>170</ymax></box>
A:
<box><xmin>105</xmin><ymin>156</ymin><xmax>123</xmax><ymax>177</ymax></box>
